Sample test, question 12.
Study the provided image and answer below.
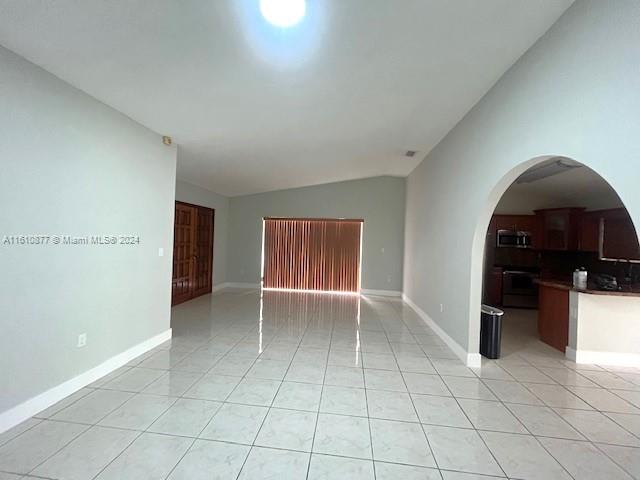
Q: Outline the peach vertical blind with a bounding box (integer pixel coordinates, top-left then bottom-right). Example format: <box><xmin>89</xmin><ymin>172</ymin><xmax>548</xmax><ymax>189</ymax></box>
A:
<box><xmin>262</xmin><ymin>218</ymin><xmax>363</xmax><ymax>292</ymax></box>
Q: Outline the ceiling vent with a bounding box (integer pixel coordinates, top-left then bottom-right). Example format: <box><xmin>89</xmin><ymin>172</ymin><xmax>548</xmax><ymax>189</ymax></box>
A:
<box><xmin>405</xmin><ymin>150</ymin><xmax>418</xmax><ymax>157</ymax></box>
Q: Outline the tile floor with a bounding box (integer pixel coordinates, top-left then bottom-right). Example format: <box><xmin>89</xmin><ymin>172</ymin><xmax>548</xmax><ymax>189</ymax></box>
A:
<box><xmin>1</xmin><ymin>291</ymin><xmax>639</xmax><ymax>479</ymax></box>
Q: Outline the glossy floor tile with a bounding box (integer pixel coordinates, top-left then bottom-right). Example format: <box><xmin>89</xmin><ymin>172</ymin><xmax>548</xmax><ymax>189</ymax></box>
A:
<box><xmin>2</xmin><ymin>291</ymin><xmax>640</xmax><ymax>479</ymax></box>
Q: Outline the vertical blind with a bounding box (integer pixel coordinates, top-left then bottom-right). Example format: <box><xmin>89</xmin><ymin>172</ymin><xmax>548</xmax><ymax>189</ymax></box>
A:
<box><xmin>262</xmin><ymin>218</ymin><xmax>363</xmax><ymax>292</ymax></box>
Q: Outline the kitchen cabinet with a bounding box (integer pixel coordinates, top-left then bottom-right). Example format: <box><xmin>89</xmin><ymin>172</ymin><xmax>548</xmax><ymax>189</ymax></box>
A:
<box><xmin>538</xmin><ymin>283</ymin><xmax>569</xmax><ymax>352</ymax></box>
<box><xmin>579</xmin><ymin>211</ymin><xmax>601</xmax><ymax>252</ymax></box>
<box><xmin>601</xmin><ymin>209</ymin><xmax>640</xmax><ymax>261</ymax></box>
<box><xmin>535</xmin><ymin>208</ymin><xmax>584</xmax><ymax>251</ymax></box>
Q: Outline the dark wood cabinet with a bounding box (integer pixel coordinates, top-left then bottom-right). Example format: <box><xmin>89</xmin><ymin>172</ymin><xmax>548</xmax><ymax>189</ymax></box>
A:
<box><xmin>602</xmin><ymin>209</ymin><xmax>640</xmax><ymax>261</ymax></box>
<box><xmin>483</xmin><ymin>267</ymin><xmax>503</xmax><ymax>306</ymax></box>
<box><xmin>492</xmin><ymin>214</ymin><xmax>541</xmax><ymax>248</ymax></box>
<box><xmin>579</xmin><ymin>211</ymin><xmax>601</xmax><ymax>252</ymax></box>
<box><xmin>538</xmin><ymin>283</ymin><xmax>569</xmax><ymax>352</ymax></box>
<box><xmin>535</xmin><ymin>208</ymin><xmax>584</xmax><ymax>251</ymax></box>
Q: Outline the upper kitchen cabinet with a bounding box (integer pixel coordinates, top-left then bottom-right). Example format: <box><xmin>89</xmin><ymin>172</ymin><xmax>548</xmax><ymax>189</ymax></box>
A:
<box><xmin>535</xmin><ymin>208</ymin><xmax>584</xmax><ymax>251</ymax></box>
<box><xmin>601</xmin><ymin>209</ymin><xmax>640</xmax><ymax>261</ymax></box>
<box><xmin>579</xmin><ymin>211</ymin><xmax>601</xmax><ymax>252</ymax></box>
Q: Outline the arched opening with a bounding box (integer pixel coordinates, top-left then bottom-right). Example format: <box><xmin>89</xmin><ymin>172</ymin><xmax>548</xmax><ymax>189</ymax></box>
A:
<box><xmin>470</xmin><ymin>156</ymin><xmax>640</xmax><ymax>367</ymax></box>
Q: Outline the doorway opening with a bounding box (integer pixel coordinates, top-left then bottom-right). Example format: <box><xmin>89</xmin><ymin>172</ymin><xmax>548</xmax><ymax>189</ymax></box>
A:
<box><xmin>171</xmin><ymin>201</ymin><xmax>215</xmax><ymax>305</ymax></box>
<box><xmin>478</xmin><ymin>157</ymin><xmax>640</xmax><ymax>363</ymax></box>
<box><xmin>260</xmin><ymin>217</ymin><xmax>363</xmax><ymax>294</ymax></box>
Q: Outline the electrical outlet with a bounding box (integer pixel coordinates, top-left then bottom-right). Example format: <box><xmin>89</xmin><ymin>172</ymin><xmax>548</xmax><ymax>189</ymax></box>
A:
<box><xmin>440</xmin><ymin>303</ymin><xmax>444</xmax><ymax>313</ymax></box>
<box><xmin>77</xmin><ymin>333</ymin><xmax>87</xmax><ymax>348</ymax></box>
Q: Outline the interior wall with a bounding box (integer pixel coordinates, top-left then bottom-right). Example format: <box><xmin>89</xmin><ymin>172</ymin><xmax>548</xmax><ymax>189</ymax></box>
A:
<box><xmin>404</xmin><ymin>0</ymin><xmax>640</xmax><ymax>358</ymax></box>
<box><xmin>227</xmin><ymin>176</ymin><xmax>406</xmax><ymax>292</ymax></box>
<box><xmin>175</xmin><ymin>179</ymin><xmax>229</xmax><ymax>286</ymax></box>
<box><xmin>0</xmin><ymin>46</ymin><xmax>177</xmax><ymax>415</ymax></box>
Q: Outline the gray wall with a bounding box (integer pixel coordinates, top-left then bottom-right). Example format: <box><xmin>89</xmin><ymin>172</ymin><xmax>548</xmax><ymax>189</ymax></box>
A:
<box><xmin>227</xmin><ymin>176</ymin><xmax>406</xmax><ymax>291</ymax></box>
<box><xmin>175</xmin><ymin>179</ymin><xmax>229</xmax><ymax>286</ymax></box>
<box><xmin>0</xmin><ymin>46</ymin><xmax>177</xmax><ymax>413</ymax></box>
<box><xmin>404</xmin><ymin>0</ymin><xmax>640</xmax><ymax>355</ymax></box>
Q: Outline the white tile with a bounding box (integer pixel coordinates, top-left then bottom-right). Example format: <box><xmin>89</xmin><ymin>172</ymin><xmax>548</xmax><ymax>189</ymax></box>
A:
<box><xmin>0</xmin><ymin>420</ymin><xmax>88</xmax><ymax>474</ymax></box>
<box><xmin>597</xmin><ymin>443</ymin><xmax>640</xmax><ymax>479</ymax></box>
<box><xmin>412</xmin><ymin>394</ymin><xmax>471</xmax><ymax>428</ymax></box>
<box><xmin>308</xmin><ymin>454</ymin><xmax>374</xmax><ymax>480</ymax></box>
<box><xmin>457</xmin><ymin>398</ymin><xmax>527</xmax><ymax>434</ymax></box>
<box><xmin>255</xmin><ymin>408</ymin><xmax>317</xmax><ymax>452</ymax></box>
<box><xmin>525</xmin><ymin>383</ymin><xmax>594</xmax><ymax>409</ymax></box>
<box><xmin>431</xmin><ymin>359</ymin><xmax>476</xmax><ymax>377</ymax></box>
<box><xmin>34</xmin><ymin>388</ymin><xmax>93</xmax><ymax>419</ymax></box>
<box><xmin>506</xmin><ymin>403</ymin><xmax>584</xmax><ymax>439</ymax></box>
<box><xmin>0</xmin><ymin>420</ymin><xmax>89</xmax><ymax>473</ymax></box>
<box><xmin>375</xmin><ymin>462</ymin><xmax>442</xmax><ymax>480</ymax></box>
<box><xmin>367</xmin><ymin>389</ymin><xmax>418</xmax><ymax>422</ymax></box>
<box><xmin>539</xmin><ymin>438</ymin><xmax>633</xmax><ymax>480</ymax></box>
<box><xmin>247</xmin><ymin>359</ymin><xmax>291</xmax><ymax>380</ymax></box>
<box><xmin>285</xmin><ymin>362</ymin><xmax>326</xmax><ymax>384</ymax></box>
<box><xmin>171</xmin><ymin>352</ymin><xmax>221</xmax><ymax>373</ymax></box>
<box><xmin>566</xmin><ymin>386</ymin><xmax>640</xmax><ymax>413</ymax></box>
<box><xmin>403</xmin><ymin>372</ymin><xmax>451</xmax><ymax>396</ymax></box>
<box><xmin>501</xmin><ymin>365</ymin><xmax>556</xmax><ymax>384</ymax></box>
<box><xmin>273</xmin><ymin>381</ymin><xmax>323</xmax><ymax>411</ymax></box>
<box><xmin>52</xmin><ymin>389</ymin><xmax>134</xmax><ymax>424</ymax></box>
<box><xmin>480</xmin><ymin>431</ymin><xmax>570</xmax><ymax>480</ymax></box>
<box><xmin>313</xmin><ymin>413</ymin><xmax>372</xmax><ymax>459</ymax></box>
<box><xmin>209</xmin><ymin>355</ymin><xmax>255</xmax><ymax>376</ymax></box>
<box><xmin>185</xmin><ymin>373</ymin><xmax>241</xmax><ymax>401</ymax></box>
<box><xmin>554</xmin><ymin>408</ymin><xmax>640</xmax><ymax>446</ymax></box>
<box><xmin>32</xmin><ymin>426</ymin><xmax>138</xmax><ymax>480</ymax></box>
<box><xmin>142</xmin><ymin>370</ymin><xmax>203</xmax><ymax>396</ymax></box>
<box><xmin>148</xmin><ymin>398</ymin><xmax>221</xmax><ymax>437</ymax></box>
<box><xmin>167</xmin><ymin>439</ymin><xmax>250</xmax><ymax>480</ymax></box>
<box><xmin>605</xmin><ymin>412</ymin><xmax>640</xmax><ymax>437</ymax></box>
<box><xmin>321</xmin><ymin>385</ymin><xmax>368</xmax><ymax>416</ymax></box>
<box><xmin>537</xmin><ymin>367</ymin><xmax>599</xmax><ymax>387</ymax></box>
<box><xmin>95</xmin><ymin>432</ymin><xmax>192</xmax><ymax>480</ymax></box>
<box><xmin>101</xmin><ymin>367</ymin><xmax>165</xmax><ymax>392</ymax></box>
<box><xmin>441</xmin><ymin>376</ymin><xmax>497</xmax><ymax>401</ymax></box>
<box><xmin>200</xmin><ymin>403</ymin><xmax>268</xmax><ymax>444</ymax></box>
<box><xmin>238</xmin><ymin>446</ymin><xmax>310</xmax><ymax>480</ymax></box>
<box><xmin>324</xmin><ymin>365</ymin><xmax>365</xmax><ymax>388</ymax></box>
<box><xmin>327</xmin><ymin>349</ymin><xmax>362</xmax><ymax>367</ymax></box>
<box><xmin>0</xmin><ymin>418</ymin><xmax>42</xmax><ymax>446</ymax></box>
<box><xmin>227</xmin><ymin>377</ymin><xmax>281</xmax><ymax>406</ymax></box>
<box><xmin>395</xmin><ymin>355</ymin><xmax>436</xmax><ymax>374</ymax></box>
<box><xmin>364</xmin><ymin>369</ymin><xmax>407</xmax><ymax>392</ymax></box>
<box><xmin>612</xmin><ymin>389</ymin><xmax>640</xmax><ymax>408</ymax></box>
<box><xmin>424</xmin><ymin>425</ymin><xmax>502</xmax><ymax>476</ymax></box>
<box><xmin>483</xmin><ymin>379</ymin><xmax>543</xmax><ymax>405</ymax></box>
<box><xmin>99</xmin><ymin>393</ymin><xmax>176</xmax><ymax>430</ymax></box>
<box><xmin>370</xmin><ymin>418</ymin><xmax>435</xmax><ymax>467</ymax></box>
<box><xmin>440</xmin><ymin>471</ymin><xmax>503</xmax><ymax>479</ymax></box>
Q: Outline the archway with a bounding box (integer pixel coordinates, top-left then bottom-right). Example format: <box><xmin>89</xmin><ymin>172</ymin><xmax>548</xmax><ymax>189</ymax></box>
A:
<box><xmin>468</xmin><ymin>155</ymin><xmax>640</xmax><ymax>366</ymax></box>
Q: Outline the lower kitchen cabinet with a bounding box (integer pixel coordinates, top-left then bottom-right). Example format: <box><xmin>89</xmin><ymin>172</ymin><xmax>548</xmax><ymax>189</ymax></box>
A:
<box><xmin>538</xmin><ymin>283</ymin><xmax>569</xmax><ymax>352</ymax></box>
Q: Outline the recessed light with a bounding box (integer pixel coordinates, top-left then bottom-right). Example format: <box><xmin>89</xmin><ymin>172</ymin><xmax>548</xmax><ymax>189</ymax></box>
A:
<box><xmin>260</xmin><ymin>0</ymin><xmax>306</xmax><ymax>27</ymax></box>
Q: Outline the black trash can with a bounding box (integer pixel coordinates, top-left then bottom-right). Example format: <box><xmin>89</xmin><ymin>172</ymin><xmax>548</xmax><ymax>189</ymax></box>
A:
<box><xmin>480</xmin><ymin>305</ymin><xmax>504</xmax><ymax>359</ymax></box>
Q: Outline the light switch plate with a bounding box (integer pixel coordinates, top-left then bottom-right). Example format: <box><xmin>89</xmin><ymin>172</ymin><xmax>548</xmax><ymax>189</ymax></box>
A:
<box><xmin>77</xmin><ymin>333</ymin><xmax>87</xmax><ymax>348</ymax></box>
<box><xmin>158</xmin><ymin>247</ymin><xmax>164</xmax><ymax>257</ymax></box>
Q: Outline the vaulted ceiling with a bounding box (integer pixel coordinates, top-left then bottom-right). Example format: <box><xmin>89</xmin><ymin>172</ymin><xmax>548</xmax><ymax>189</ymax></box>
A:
<box><xmin>0</xmin><ymin>0</ymin><xmax>572</xmax><ymax>195</ymax></box>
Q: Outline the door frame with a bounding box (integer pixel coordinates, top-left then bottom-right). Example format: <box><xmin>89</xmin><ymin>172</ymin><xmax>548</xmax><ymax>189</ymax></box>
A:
<box><xmin>172</xmin><ymin>201</ymin><xmax>215</xmax><ymax>306</ymax></box>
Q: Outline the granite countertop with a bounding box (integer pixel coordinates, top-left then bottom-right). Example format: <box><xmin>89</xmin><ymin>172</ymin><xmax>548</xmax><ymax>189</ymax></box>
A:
<box><xmin>536</xmin><ymin>279</ymin><xmax>640</xmax><ymax>297</ymax></box>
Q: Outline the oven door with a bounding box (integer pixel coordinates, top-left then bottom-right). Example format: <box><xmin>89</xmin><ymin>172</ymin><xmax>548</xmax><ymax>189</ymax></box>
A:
<box><xmin>503</xmin><ymin>271</ymin><xmax>539</xmax><ymax>308</ymax></box>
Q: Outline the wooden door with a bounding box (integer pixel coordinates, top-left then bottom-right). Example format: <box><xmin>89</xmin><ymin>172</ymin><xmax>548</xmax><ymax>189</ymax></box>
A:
<box><xmin>172</xmin><ymin>202</ymin><xmax>214</xmax><ymax>305</ymax></box>
<box><xmin>193</xmin><ymin>207</ymin><xmax>214</xmax><ymax>297</ymax></box>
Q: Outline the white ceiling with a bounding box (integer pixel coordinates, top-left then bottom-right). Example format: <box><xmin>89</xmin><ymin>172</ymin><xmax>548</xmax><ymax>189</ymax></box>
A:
<box><xmin>495</xmin><ymin>165</ymin><xmax>624</xmax><ymax>215</ymax></box>
<box><xmin>0</xmin><ymin>0</ymin><xmax>572</xmax><ymax>196</ymax></box>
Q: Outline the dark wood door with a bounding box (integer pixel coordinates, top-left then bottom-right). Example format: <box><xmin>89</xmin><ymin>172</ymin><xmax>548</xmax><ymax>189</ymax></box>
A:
<box><xmin>172</xmin><ymin>202</ymin><xmax>214</xmax><ymax>305</ymax></box>
<box><xmin>193</xmin><ymin>207</ymin><xmax>214</xmax><ymax>297</ymax></box>
<box><xmin>538</xmin><ymin>284</ymin><xmax>569</xmax><ymax>352</ymax></box>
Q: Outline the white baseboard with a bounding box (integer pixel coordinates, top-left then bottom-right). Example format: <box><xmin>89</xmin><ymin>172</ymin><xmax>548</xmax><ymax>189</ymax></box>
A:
<box><xmin>0</xmin><ymin>328</ymin><xmax>172</xmax><ymax>434</ymax></box>
<box><xmin>402</xmin><ymin>294</ymin><xmax>480</xmax><ymax>368</ymax></box>
<box><xmin>361</xmin><ymin>289</ymin><xmax>402</xmax><ymax>297</ymax></box>
<box><xmin>566</xmin><ymin>346</ymin><xmax>640</xmax><ymax>367</ymax></box>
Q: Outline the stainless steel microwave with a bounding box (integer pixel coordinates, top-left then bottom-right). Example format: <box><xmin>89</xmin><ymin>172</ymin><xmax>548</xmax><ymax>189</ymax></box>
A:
<box><xmin>497</xmin><ymin>230</ymin><xmax>532</xmax><ymax>248</ymax></box>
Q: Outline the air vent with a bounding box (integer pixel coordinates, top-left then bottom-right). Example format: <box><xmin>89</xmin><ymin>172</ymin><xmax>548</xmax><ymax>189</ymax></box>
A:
<box><xmin>405</xmin><ymin>150</ymin><xmax>418</xmax><ymax>157</ymax></box>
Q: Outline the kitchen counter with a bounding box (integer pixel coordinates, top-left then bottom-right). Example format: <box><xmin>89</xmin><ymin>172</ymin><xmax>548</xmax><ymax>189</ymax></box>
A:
<box><xmin>535</xmin><ymin>279</ymin><xmax>640</xmax><ymax>297</ymax></box>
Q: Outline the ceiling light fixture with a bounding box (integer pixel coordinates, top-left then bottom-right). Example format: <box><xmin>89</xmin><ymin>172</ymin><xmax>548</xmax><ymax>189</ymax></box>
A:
<box><xmin>516</xmin><ymin>157</ymin><xmax>582</xmax><ymax>184</ymax></box>
<box><xmin>260</xmin><ymin>0</ymin><xmax>306</xmax><ymax>27</ymax></box>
